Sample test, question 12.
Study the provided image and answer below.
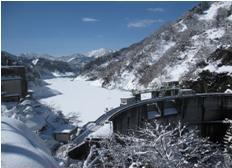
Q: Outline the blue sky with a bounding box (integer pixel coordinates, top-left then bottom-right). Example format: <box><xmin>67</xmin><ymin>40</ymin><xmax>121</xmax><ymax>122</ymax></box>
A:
<box><xmin>2</xmin><ymin>1</ymin><xmax>198</xmax><ymax>56</ymax></box>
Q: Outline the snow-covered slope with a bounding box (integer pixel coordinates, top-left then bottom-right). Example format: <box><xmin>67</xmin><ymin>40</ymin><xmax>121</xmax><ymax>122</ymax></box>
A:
<box><xmin>79</xmin><ymin>2</ymin><xmax>232</xmax><ymax>90</ymax></box>
<box><xmin>58</xmin><ymin>53</ymin><xmax>94</xmax><ymax>70</ymax></box>
<box><xmin>2</xmin><ymin>51</ymin><xmax>76</xmax><ymax>80</ymax></box>
<box><xmin>87</xmin><ymin>48</ymin><xmax>114</xmax><ymax>58</ymax></box>
<box><xmin>59</xmin><ymin>48</ymin><xmax>114</xmax><ymax>73</ymax></box>
<box><xmin>181</xmin><ymin>47</ymin><xmax>232</xmax><ymax>93</ymax></box>
<box><xmin>1</xmin><ymin>117</ymin><xmax>59</xmax><ymax>168</ymax></box>
<box><xmin>27</xmin><ymin>57</ymin><xmax>76</xmax><ymax>78</ymax></box>
<box><xmin>2</xmin><ymin>48</ymin><xmax>114</xmax><ymax>80</ymax></box>
<box><xmin>1</xmin><ymin>96</ymin><xmax>78</xmax><ymax>150</ymax></box>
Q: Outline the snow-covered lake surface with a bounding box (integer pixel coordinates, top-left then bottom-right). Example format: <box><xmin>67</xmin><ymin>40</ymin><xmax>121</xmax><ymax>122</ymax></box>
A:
<box><xmin>38</xmin><ymin>78</ymin><xmax>131</xmax><ymax>126</ymax></box>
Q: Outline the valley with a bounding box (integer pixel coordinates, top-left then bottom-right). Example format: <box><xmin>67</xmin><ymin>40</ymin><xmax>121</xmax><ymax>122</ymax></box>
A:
<box><xmin>2</xmin><ymin>1</ymin><xmax>232</xmax><ymax>168</ymax></box>
<box><xmin>38</xmin><ymin>77</ymin><xmax>131</xmax><ymax>125</ymax></box>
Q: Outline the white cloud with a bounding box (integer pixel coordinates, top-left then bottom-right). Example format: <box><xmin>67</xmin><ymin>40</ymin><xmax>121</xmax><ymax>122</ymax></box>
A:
<box><xmin>147</xmin><ymin>8</ymin><xmax>165</xmax><ymax>12</ymax></box>
<box><xmin>82</xmin><ymin>17</ymin><xmax>99</xmax><ymax>22</ymax></box>
<box><xmin>128</xmin><ymin>19</ymin><xmax>163</xmax><ymax>28</ymax></box>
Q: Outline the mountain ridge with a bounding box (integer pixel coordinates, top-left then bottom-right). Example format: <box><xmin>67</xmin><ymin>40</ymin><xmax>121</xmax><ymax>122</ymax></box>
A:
<box><xmin>79</xmin><ymin>1</ymin><xmax>232</xmax><ymax>91</ymax></box>
<box><xmin>1</xmin><ymin>48</ymin><xmax>114</xmax><ymax>81</ymax></box>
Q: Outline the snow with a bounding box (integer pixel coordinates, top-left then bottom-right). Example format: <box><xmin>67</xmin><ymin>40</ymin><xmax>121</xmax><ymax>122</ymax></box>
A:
<box><xmin>32</xmin><ymin>58</ymin><xmax>39</xmax><ymax>65</ymax></box>
<box><xmin>177</xmin><ymin>20</ymin><xmax>188</xmax><ymax>32</ymax></box>
<box><xmin>129</xmin><ymin>162</ymin><xmax>142</xmax><ymax>168</ymax></box>
<box><xmin>75</xmin><ymin>75</ymin><xmax>105</xmax><ymax>88</ymax></box>
<box><xmin>87</xmin><ymin>48</ymin><xmax>113</xmax><ymax>58</ymax></box>
<box><xmin>150</xmin><ymin>40</ymin><xmax>176</xmax><ymax>62</ymax></box>
<box><xmin>88</xmin><ymin>122</ymin><xmax>113</xmax><ymax>138</ymax></box>
<box><xmin>24</xmin><ymin>111</ymin><xmax>47</xmax><ymax>131</ymax></box>
<box><xmin>225</xmin><ymin>89</ymin><xmax>232</xmax><ymax>93</ymax></box>
<box><xmin>203</xmin><ymin>64</ymin><xmax>232</xmax><ymax>74</ymax></box>
<box><xmin>150</xmin><ymin>24</ymin><xmax>226</xmax><ymax>85</ymax></box>
<box><xmin>166</xmin><ymin>64</ymin><xmax>189</xmax><ymax>81</ymax></box>
<box><xmin>191</xmin><ymin>28</ymin><xmax>225</xmax><ymax>51</ymax></box>
<box><xmin>31</xmin><ymin>84</ymin><xmax>62</xmax><ymax>99</ymax></box>
<box><xmin>205</xmin><ymin>28</ymin><xmax>225</xmax><ymax>40</ymax></box>
<box><xmin>216</xmin><ymin>65</ymin><xmax>232</xmax><ymax>74</ymax></box>
<box><xmin>1</xmin><ymin>98</ymin><xmax>72</xmax><ymax>150</ymax></box>
<box><xmin>199</xmin><ymin>1</ymin><xmax>232</xmax><ymax>20</ymax></box>
<box><xmin>162</xmin><ymin>24</ymin><xmax>228</xmax><ymax>83</ymax></box>
<box><xmin>75</xmin><ymin>75</ymin><xmax>89</xmax><ymax>81</ymax></box>
<box><xmin>115</xmin><ymin>57</ymin><xmax>180</xmax><ymax>90</ymax></box>
<box><xmin>228</xmin><ymin>14</ymin><xmax>232</xmax><ymax>21</ymax></box>
<box><xmin>118</xmin><ymin>70</ymin><xmax>139</xmax><ymax>90</ymax></box>
<box><xmin>1</xmin><ymin>117</ymin><xmax>59</xmax><ymax>168</ymax></box>
<box><xmin>100</xmin><ymin>61</ymin><xmax>110</xmax><ymax>68</ymax></box>
<box><xmin>54</xmin><ymin>125</ymin><xmax>77</xmax><ymax>133</ymax></box>
<box><xmin>149</xmin><ymin>78</ymin><xmax>163</xmax><ymax>89</ymax></box>
<box><xmin>67</xmin><ymin>57</ymin><xmax>76</xmax><ymax>62</ymax></box>
<box><xmin>52</xmin><ymin>71</ymin><xmax>75</xmax><ymax>77</ymax></box>
<box><xmin>89</xmin><ymin>79</ymin><xmax>104</xmax><ymax>87</ymax></box>
<box><xmin>164</xmin><ymin>47</ymin><xmax>198</xmax><ymax>82</ymax></box>
<box><xmin>2</xmin><ymin>101</ymin><xmax>46</xmax><ymax>131</ymax></box>
<box><xmin>150</xmin><ymin>42</ymin><xmax>200</xmax><ymax>85</ymax></box>
<box><xmin>39</xmin><ymin>78</ymin><xmax>131</xmax><ymax>126</ymax></box>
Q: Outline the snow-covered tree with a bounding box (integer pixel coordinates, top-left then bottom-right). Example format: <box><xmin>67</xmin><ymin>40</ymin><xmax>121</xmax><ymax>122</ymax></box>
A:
<box><xmin>80</xmin><ymin>121</ymin><xmax>232</xmax><ymax>168</ymax></box>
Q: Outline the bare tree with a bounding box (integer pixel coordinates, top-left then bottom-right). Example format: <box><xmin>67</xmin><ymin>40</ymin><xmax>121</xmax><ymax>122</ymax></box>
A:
<box><xmin>81</xmin><ymin>121</ymin><xmax>232</xmax><ymax>168</ymax></box>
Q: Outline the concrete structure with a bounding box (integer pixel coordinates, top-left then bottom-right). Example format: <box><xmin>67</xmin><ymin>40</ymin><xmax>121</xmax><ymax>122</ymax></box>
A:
<box><xmin>54</xmin><ymin>126</ymin><xmax>78</xmax><ymax>143</ymax></box>
<box><xmin>120</xmin><ymin>97</ymin><xmax>136</xmax><ymax>106</ymax></box>
<box><xmin>109</xmin><ymin>93</ymin><xmax>232</xmax><ymax>142</ymax></box>
<box><xmin>162</xmin><ymin>81</ymin><xmax>179</xmax><ymax>89</ymax></box>
<box><xmin>178</xmin><ymin>89</ymin><xmax>196</xmax><ymax>96</ymax></box>
<box><xmin>1</xmin><ymin>66</ymin><xmax>28</xmax><ymax>101</ymax></box>
<box><xmin>68</xmin><ymin>93</ymin><xmax>232</xmax><ymax>160</ymax></box>
<box><xmin>158</xmin><ymin>88</ymin><xmax>179</xmax><ymax>97</ymax></box>
<box><xmin>134</xmin><ymin>88</ymin><xmax>193</xmax><ymax>100</ymax></box>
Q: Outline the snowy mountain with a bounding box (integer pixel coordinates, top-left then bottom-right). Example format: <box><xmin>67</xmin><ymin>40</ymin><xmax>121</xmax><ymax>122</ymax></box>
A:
<box><xmin>1</xmin><ymin>51</ymin><xmax>76</xmax><ymax>83</ymax></box>
<box><xmin>181</xmin><ymin>47</ymin><xmax>232</xmax><ymax>93</ymax></box>
<box><xmin>20</xmin><ymin>52</ymin><xmax>55</xmax><ymax>60</ymax></box>
<box><xmin>18</xmin><ymin>49</ymin><xmax>113</xmax><ymax>72</ymax></box>
<box><xmin>79</xmin><ymin>2</ymin><xmax>232</xmax><ymax>91</ymax></box>
<box><xmin>47</xmin><ymin>49</ymin><xmax>114</xmax><ymax>69</ymax></box>
<box><xmin>25</xmin><ymin>57</ymin><xmax>76</xmax><ymax>78</ymax></box>
<box><xmin>86</xmin><ymin>48</ymin><xmax>114</xmax><ymax>58</ymax></box>
<box><xmin>58</xmin><ymin>53</ymin><xmax>94</xmax><ymax>70</ymax></box>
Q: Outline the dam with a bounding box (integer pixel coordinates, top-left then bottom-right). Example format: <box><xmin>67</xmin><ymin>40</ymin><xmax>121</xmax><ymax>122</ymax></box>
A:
<box><xmin>68</xmin><ymin>92</ymin><xmax>232</xmax><ymax>159</ymax></box>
